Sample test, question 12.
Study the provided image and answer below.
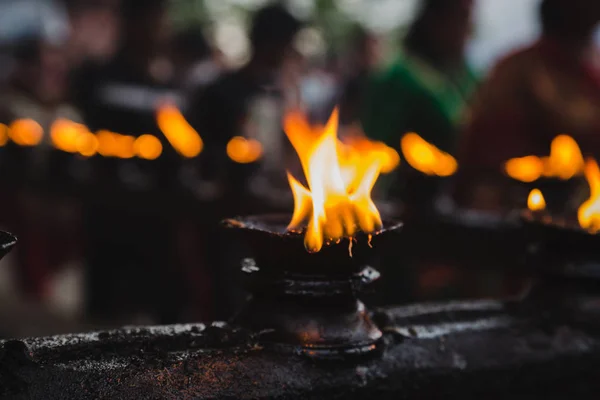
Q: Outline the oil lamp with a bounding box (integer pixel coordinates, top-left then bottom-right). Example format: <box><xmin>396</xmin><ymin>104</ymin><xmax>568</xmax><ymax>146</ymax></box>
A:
<box><xmin>521</xmin><ymin>159</ymin><xmax>600</xmax><ymax>325</ymax></box>
<box><xmin>225</xmin><ymin>108</ymin><xmax>402</xmax><ymax>358</ymax></box>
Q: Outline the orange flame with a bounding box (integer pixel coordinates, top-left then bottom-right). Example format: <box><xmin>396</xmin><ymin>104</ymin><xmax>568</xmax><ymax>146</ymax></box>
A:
<box><xmin>0</xmin><ymin>124</ymin><xmax>8</xmax><ymax>146</ymax></box>
<box><xmin>284</xmin><ymin>109</ymin><xmax>384</xmax><ymax>253</ymax></box>
<box><xmin>134</xmin><ymin>134</ymin><xmax>163</xmax><ymax>160</ymax></box>
<box><xmin>527</xmin><ymin>188</ymin><xmax>546</xmax><ymax>211</ymax></box>
<box><xmin>578</xmin><ymin>159</ymin><xmax>600</xmax><ymax>232</ymax></box>
<box><xmin>156</xmin><ymin>104</ymin><xmax>203</xmax><ymax>158</ymax></box>
<box><xmin>400</xmin><ymin>133</ymin><xmax>457</xmax><ymax>176</ymax></box>
<box><xmin>545</xmin><ymin>135</ymin><xmax>584</xmax><ymax>180</ymax></box>
<box><xmin>226</xmin><ymin>136</ymin><xmax>263</xmax><ymax>164</ymax></box>
<box><xmin>50</xmin><ymin>119</ymin><xmax>90</xmax><ymax>153</ymax></box>
<box><xmin>505</xmin><ymin>135</ymin><xmax>584</xmax><ymax>182</ymax></box>
<box><xmin>9</xmin><ymin>119</ymin><xmax>43</xmax><ymax>146</ymax></box>
<box><xmin>505</xmin><ymin>156</ymin><xmax>544</xmax><ymax>183</ymax></box>
<box><xmin>341</xmin><ymin>135</ymin><xmax>400</xmax><ymax>174</ymax></box>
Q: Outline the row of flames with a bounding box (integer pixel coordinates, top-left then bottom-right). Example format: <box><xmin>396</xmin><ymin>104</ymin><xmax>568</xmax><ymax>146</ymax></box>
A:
<box><xmin>0</xmin><ymin>105</ymin><xmax>264</xmax><ymax>164</ymax></box>
<box><xmin>0</xmin><ymin>104</ymin><xmax>456</xmax><ymax>254</ymax></box>
<box><xmin>0</xmin><ymin>107</ymin><xmax>458</xmax><ymax>175</ymax></box>
<box><xmin>504</xmin><ymin>133</ymin><xmax>600</xmax><ymax>231</ymax></box>
<box><xmin>527</xmin><ymin>158</ymin><xmax>600</xmax><ymax>232</ymax></box>
<box><xmin>282</xmin><ymin>109</ymin><xmax>600</xmax><ymax>253</ymax></box>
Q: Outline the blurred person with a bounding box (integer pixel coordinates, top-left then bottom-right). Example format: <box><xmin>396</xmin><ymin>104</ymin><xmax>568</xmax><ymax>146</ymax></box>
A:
<box><xmin>455</xmin><ymin>0</ymin><xmax>600</xmax><ymax>208</ymax></box>
<box><xmin>64</xmin><ymin>0</ymin><xmax>121</xmax><ymax>66</ymax></box>
<box><xmin>74</xmin><ymin>0</ymin><xmax>176</xmax><ymax>146</ymax></box>
<box><xmin>74</xmin><ymin>0</ymin><xmax>189</xmax><ymax>325</ymax></box>
<box><xmin>362</xmin><ymin>0</ymin><xmax>477</xmax><ymax>154</ymax></box>
<box><xmin>360</xmin><ymin>0</ymin><xmax>476</xmax><ymax>210</ymax></box>
<box><xmin>170</xmin><ymin>26</ymin><xmax>222</xmax><ymax>98</ymax></box>
<box><xmin>0</xmin><ymin>33</ymin><xmax>84</xmax><ymax>303</ymax></box>
<box><xmin>1</xmin><ymin>37</ymin><xmax>79</xmax><ymax>130</ymax></box>
<box><xmin>338</xmin><ymin>27</ymin><xmax>383</xmax><ymax>127</ymax></box>
<box><xmin>188</xmin><ymin>3</ymin><xmax>304</xmax><ymax>319</ymax></box>
<box><xmin>189</xmin><ymin>3</ymin><xmax>304</xmax><ymax>199</ymax></box>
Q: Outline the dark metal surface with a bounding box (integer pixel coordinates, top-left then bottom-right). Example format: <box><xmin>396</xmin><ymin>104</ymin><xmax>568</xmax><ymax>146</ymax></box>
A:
<box><xmin>0</xmin><ymin>231</ymin><xmax>16</xmax><ymax>261</ymax></box>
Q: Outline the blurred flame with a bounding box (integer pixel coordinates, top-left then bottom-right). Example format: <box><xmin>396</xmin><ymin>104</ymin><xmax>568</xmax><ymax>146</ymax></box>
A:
<box><xmin>527</xmin><ymin>188</ymin><xmax>546</xmax><ymax>211</ymax></box>
<box><xmin>134</xmin><ymin>134</ymin><xmax>163</xmax><ymax>160</ymax></box>
<box><xmin>284</xmin><ymin>108</ymin><xmax>383</xmax><ymax>253</ymax></box>
<box><xmin>505</xmin><ymin>156</ymin><xmax>544</xmax><ymax>183</ymax></box>
<box><xmin>9</xmin><ymin>119</ymin><xmax>43</xmax><ymax>146</ymax></box>
<box><xmin>96</xmin><ymin>130</ymin><xmax>135</xmax><ymax>159</ymax></box>
<box><xmin>97</xmin><ymin>130</ymin><xmax>119</xmax><ymax>157</ymax></box>
<box><xmin>114</xmin><ymin>134</ymin><xmax>135</xmax><ymax>159</ymax></box>
<box><xmin>50</xmin><ymin>119</ymin><xmax>89</xmax><ymax>153</ymax></box>
<box><xmin>400</xmin><ymin>133</ymin><xmax>457</xmax><ymax>176</ymax></box>
<box><xmin>506</xmin><ymin>135</ymin><xmax>584</xmax><ymax>182</ymax></box>
<box><xmin>0</xmin><ymin>124</ymin><xmax>8</xmax><ymax>146</ymax></box>
<box><xmin>156</xmin><ymin>104</ymin><xmax>203</xmax><ymax>158</ymax></box>
<box><xmin>342</xmin><ymin>135</ymin><xmax>400</xmax><ymax>174</ymax></box>
<box><xmin>578</xmin><ymin>159</ymin><xmax>600</xmax><ymax>232</ymax></box>
<box><xmin>226</xmin><ymin>136</ymin><xmax>263</xmax><ymax>164</ymax></box>
<box><xmin>545</xmin><ymin>135</ymin><xmax>584</xmax><ymax>180</ymax></box>
<box><xmin>76</xmin><ymin>131</ymin><xmax>99</xmax><ymax>157</ymax></box>
<box><xmin>4</xmin><ymin>117</ymin><xmax>167</xmax><ymax>161</ymax></box>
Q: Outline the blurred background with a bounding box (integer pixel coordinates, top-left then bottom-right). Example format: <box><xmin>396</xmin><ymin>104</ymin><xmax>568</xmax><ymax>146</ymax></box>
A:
<box><xmin>1</xmin><ymin>0</ymin><xmax>600</xmax><ymax>338</ymax></box>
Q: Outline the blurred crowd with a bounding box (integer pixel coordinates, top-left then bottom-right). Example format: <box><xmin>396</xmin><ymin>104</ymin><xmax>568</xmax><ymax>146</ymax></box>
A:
<box><xmin>0</xmin><ymin>0</ymin><xmax>600</xmax><ymax>334</ymax></box>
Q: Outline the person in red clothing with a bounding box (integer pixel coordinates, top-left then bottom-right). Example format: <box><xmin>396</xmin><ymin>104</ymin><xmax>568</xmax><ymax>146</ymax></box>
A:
<box><xmin>455</xmin><ymin>0</ymin><xmax>600</xmax><ymax>207</ymax></box>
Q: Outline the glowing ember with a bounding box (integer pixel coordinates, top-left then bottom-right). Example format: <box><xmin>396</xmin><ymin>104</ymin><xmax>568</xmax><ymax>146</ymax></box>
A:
<box><xmin>578</xmin><ymin>159</ymin><xmax>600</xmax><ymax>232</ymax></box>
<box><xmin>156</xmin><ymin>104</ymin><xmax>203</xmax><ymax>158</ymax></box>
<box><xmin>226</xmin><ymin>136</ymin><xmax>263</xmax><ymax>164</ymax></box>
<box><xmin>284</xmin><ymin>109</ymin><xmax>387</xmax><ymax>253</ymax></box>
<box><xmin>527</xmin><ymin>188</ymin><xmax>546</xmax><ymax>211</ymax></box>
<box><xmin>400</xmin><ymin>132</ymin><xmax>457</xmax><ymax>176</ymax></box>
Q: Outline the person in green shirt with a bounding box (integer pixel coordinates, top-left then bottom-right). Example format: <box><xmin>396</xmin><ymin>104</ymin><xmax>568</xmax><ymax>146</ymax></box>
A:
<box><xmin>362</xmin><ymin>0</ymin><xmax>477</xmax><ymax>154</ymax></box>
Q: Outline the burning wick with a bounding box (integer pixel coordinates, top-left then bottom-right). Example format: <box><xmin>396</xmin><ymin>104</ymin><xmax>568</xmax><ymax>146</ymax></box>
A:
<box><xmin>284</xmin><ymin>108</ymin><xmax>393</xmax><ymax>253</ymax></box>
<box><xmin>578</xmin><ymin>159</ymin><xmax>600</xmax><ymax>233</ymax></box>
<box><xmin>527</xmin><ymin>188</ymin><xmax>546</xmax><ymax>213</ymax></box>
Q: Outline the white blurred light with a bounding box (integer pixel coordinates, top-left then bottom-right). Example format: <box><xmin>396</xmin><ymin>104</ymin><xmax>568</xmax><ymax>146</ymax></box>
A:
<box><xmin>214</xmin><ymin>18</ymin><xmax>250</xmax><ymax>67</ymax></box>
<box><xmin>295</xmin><ymin>27</ymin><xmax>326</xmax><ymax>59</ymax></box>
<box><xmin>467</xmin><ymin>0</ymin><xmax>541</xmax><ymax>72</ymax></box>
<box><xmin>204</xmin><ymin>0</ymin><xmax>233</xmax><ymax>18</ymax></box>
<box><xmin>335</xmin><ymin>0</ymin><xmax>418</xmax><ymax>33</ymax></box>
<box><xmin>229</xmin><ymin>0</ymin><xmax>269</xmax><ymax>10</ymax></box>
<box><xmin>287</xmin><ymin>0</ymin><xmax>316</xmax><ymax>19</ymax></box>
<box><xmin>0</xmin><ymin>0</ymin><xmax>70</xmax><ymax>46</ymax></box>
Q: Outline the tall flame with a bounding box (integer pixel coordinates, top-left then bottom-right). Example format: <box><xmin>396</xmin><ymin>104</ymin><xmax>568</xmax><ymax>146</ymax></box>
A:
<box><xmin>284</xmin><ymin>109</ymin><xmax>387</xmax><ymax>253</ymax></box>
<box><xmin>578</xmin><ymin>159</ymin><xmax>600</xmax><ymax>232</ymax></box>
